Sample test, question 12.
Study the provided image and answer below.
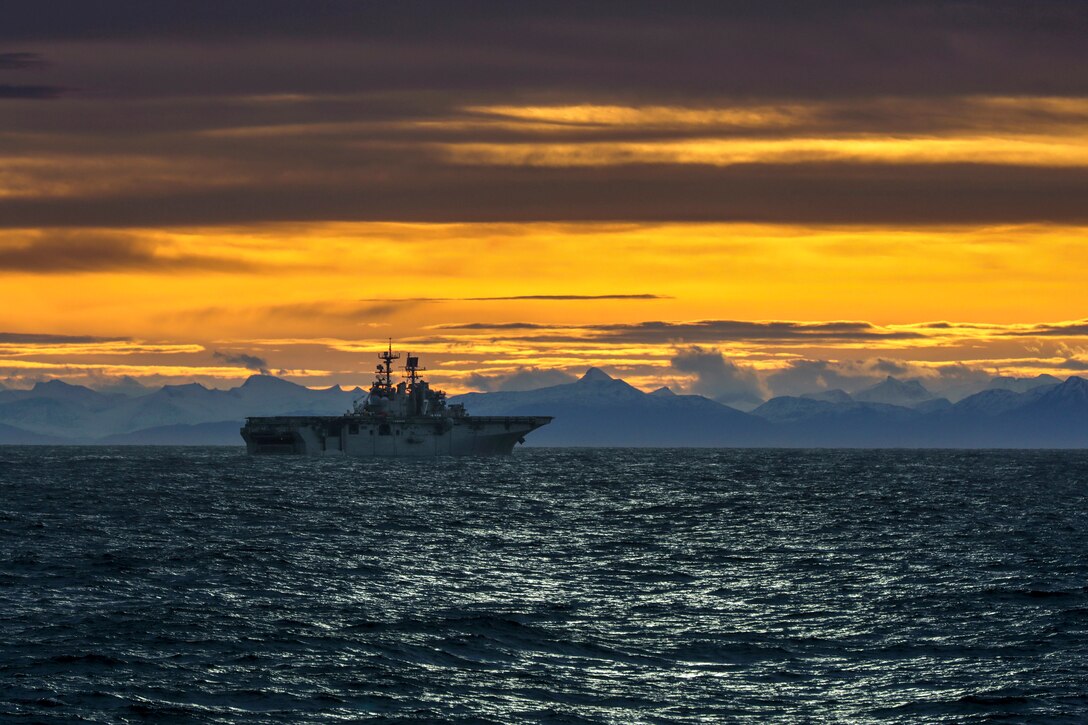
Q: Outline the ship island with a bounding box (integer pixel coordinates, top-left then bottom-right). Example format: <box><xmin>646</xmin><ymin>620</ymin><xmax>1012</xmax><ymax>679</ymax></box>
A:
<box><xmin>240</xmin><ymin>346</ymin><xmax>553</xmax><ymax>456</ymax></box>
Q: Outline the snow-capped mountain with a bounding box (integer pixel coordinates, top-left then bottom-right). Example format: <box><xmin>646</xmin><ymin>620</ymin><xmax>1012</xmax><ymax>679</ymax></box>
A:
<box><xmin>0</xmin><ymin>372</ymin><xmax>1084</xmax><ymax>448</ymax></box>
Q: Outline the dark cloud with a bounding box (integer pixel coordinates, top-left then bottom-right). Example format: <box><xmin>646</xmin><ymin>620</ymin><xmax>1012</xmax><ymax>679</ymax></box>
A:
<box><xmin>469</xmin><ymin>294</ymin><xmax>664</xmax><ymax>301</ymax></box>
<box><xmin>0</xmin><ymin>84</ymin><xmax>66</xmax><ymax>99</ymax></box>
<box><xmin>0</xmin><ymin>332</ymin><xmax>124</xmax><ymax>344</ymax></box>
<box><xmin>5</xmin><ymin>163</ymin><xmax>1088</xmax><ymax>228</ymax></box>
<box><xmin>437</xmin><ymin>323</ymin><xmax>552</xmax><ymax>331</ymax></box>
<box><xmin>0</xmin><ymin>3</ymin><xmax>1085</xmax><ymax>226</ymax></box>
<box><xmin>3</xmin><ymin>93</ymin><xmax>1084</xmax><ymax>150</ymax></box>
<box><xmin>763</xmin><ymin>359</ymin><xmax>890</xmax><ymax>398</ymax></box>
<box><xmin>0</xmin><ymin>231</ymin><xmax>256</xmax><ymax>273</ymax></box>
<box><xmin>3</xmin><ymin>3</ymin><xmax>1087</xmax><ymax>97</ymax></box>
<box><xmin>1</xmin><ymin>1</ymin><xmax>1068</xmax><ymax>39</ymax></box>
<box><xmin>0</xmin><ymin>52</ymin><xmax>48</xmax><ymax>69</ymax></box>
<box><xmin>0</xmin><ymin>51</ymin><xmax>66</xmax><ymax>98</ymax></box>
<box><xmin>361</xmin><ymin>294</ymin><xmax>665</xmax><ymax>303</ymax></box>
<box><xmin>902</xmin><ymin>320</ymin><xmax>1088</xmax><ymax>338</ymax></box>
<box><xmin>870</xmin><ymin>359</ymin><xmax>913</xmax><ymax>376</ymax></box>
<box><xmin>262</xmin><ymin>301</ymin><xmax>412</xmax><ymax>319</ymax></box>
<box><xmin>465</xmin><ymin>367</ymin><xmax>577</xmax><ymax>392</ymax></box>
<box><xmin>596</xmin><ymin>320</ymin><xmax>923</xmax><ymax>343</ymax></box>
<box><xmin>765</xmin><ymin>360</ymin><xmax>848</xmax><ymax>398</ymax></box>
<box><xmin>1013</xmin><ymin>321</ymin><xmax>1088</xmax><ymax>337</ymax></box>
<box><xmin>977</xmin><ymin>357</ymin><xmax>1088</xmax><ymax>373</ymax></box>
<box><xmin>670</xmin><ymin>346</ymin><xmax>764</xmax><ymax>407</ymax></box>
<box><xmin>760</xmin><ymin>358</ymin><xmax>1007</xmax><ymax>399</ymax></box>
<box><xmin>176</xmin><ymin>299</ymin><xmax>420</xmax><ymax>326</ymax></box>
<box><xmin>213</xmin><ymin>350</ymin><xmax>270</xmax><ymax>375</ymax></box>
<box><xmin>437</xmin><ymin>319</ymin><xmax>924</xmax><ymax>344</ymax></box>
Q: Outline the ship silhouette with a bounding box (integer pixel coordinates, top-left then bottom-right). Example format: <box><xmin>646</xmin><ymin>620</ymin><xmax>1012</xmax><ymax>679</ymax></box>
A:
<box><xmin>240</xmin><ymin>345</ymin><xmax>552</xmax><ymax>456</ymax></box>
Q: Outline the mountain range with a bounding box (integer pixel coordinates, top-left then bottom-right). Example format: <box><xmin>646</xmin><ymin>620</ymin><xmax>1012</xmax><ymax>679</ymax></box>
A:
<box><xmin>0</xmin><ymin>376</ymin><xmax>362</xmax><ymax>445</ymax></box>
<box><xmin>0</xmin><ymin>370</ymin><xmax>1084</xmax><ymax>448</ymax></box>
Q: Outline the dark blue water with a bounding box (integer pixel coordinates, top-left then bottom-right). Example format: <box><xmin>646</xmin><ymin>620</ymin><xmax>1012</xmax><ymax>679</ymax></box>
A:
<box><xmin>2</xmin><ymin>448</ymin><xmax>1088</xmax><ymax>723</ymax></box>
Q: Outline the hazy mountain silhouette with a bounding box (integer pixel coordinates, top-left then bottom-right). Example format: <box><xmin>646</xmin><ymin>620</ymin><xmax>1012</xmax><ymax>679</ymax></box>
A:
<box><xmin>456</xmin><ymin>372</ymin><xmax>1086</xmax><ymax>448</ymax></box>
<box><xmin>986</xmin><ymin>374</ymin><xmax>1063</xmax><ymax>393</ymax></box>
<box><xmin>89</xmin><ymin>375</ymin><xmax>154</xmax><ymax>397</ymax></box>
<box><xmin>801</xmin><ymin>389</ymin><xmax>853</xmax><ymax>403</ymax></box>
<box><xmin>450</xmin><ymin>367</ymin><xmax>770</xmax><ymax>447</ymax></box>
<box><xmin>853</xmin><ymin>376</ymin><xmax>940</xmax><ymax>408</ymax></box>
<box><xmin>0</xmin><ymin>375</ymin><xmax>363</xmax><ymax>442</ymax></box>
<box><xmin>752</xmin><ymin>396</ymin><xmax>922</xmax><ymax>446</ymax></box>
<box><xmin>0</xmin><ymin>371</ymin><xmax>1084</xmax><ymax>447</ymax></box>
<box><xmin>914</xmin><ymin>377</ymin><xmax>1088</xmax><ymax>447</ymax></box>
<box><xmin>0</xmin><ymin>422</ymin><xmax>63</xmax><ymax>444</ymax></box>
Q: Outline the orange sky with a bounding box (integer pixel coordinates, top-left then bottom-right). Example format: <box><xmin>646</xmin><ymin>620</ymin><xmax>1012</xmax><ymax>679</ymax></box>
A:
<box><xmin>1</xmin><ymin>6</ymin><xmax>1087</xmax><ymax>399</ymax></box>
<box><xmin>2</xmin><ymin>218</ymin><xmax>1085</xmax><ymax>394</ymax></box>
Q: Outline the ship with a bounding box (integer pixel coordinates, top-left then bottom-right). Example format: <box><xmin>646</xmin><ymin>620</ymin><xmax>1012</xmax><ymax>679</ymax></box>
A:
<box><xmin>240</xmin><ymin>345</ymin><xmax>552</xmax><ymax>456</ymax></box>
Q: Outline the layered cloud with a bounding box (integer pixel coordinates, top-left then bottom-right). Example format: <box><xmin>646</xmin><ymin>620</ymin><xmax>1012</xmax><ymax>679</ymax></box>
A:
<box><xmin>5</xmin><ymin>98</ymin><xmax>1088</xmax><ymax>226</ymax></box>
<box><xmin>434</xmin><ymin>320</ymin><xmax>925</xmax><ymax>344</ymax></box>
<box><xmin>3</xmin><ymin>310</ymin><xmax>1088</xmax><ymax>396</ymax></box>
<box><xmin>4</xmin><ymin>2</ymin><xmax>1087</xmax><ymax>98</ymax></box>
<box><xmin>0</xmin><ymin>332</ymin><xmax>121</xmax><ymax>344</ymax></box>
<box><xmin>430</xmin><ymin>319</ymin><xmax>1088</xmax><ymax>349</ymax></box>
<box><xmin>0</xmin><ymin>334</ymin><xmax>201</xmax><ymax>357</ymax></box>
<box><xmin>464</xmin><ymin>367</ymin><xmax>579</xmax><ymax>393</ymax></box>
<box><xmin>0</xmin><ymin>2</ymin><xmax>1087</xmax><ymax>227</ymax></box>
<box><xmin>0</xmin><ymin>50</ymin><xmax>64</xmax><ymax>99</ymax></box>
<box><xmin>0</xmin><ymin>52</ymin><xmax>48</xmax><ymax>70</ymax></box>
<box><xmin>669</xmin><ymin>347</ymin><xmax>765</xmax><ymax>406</ymax></box>
<box><xmin>212</xmin><ymin>350</ymin><xmax>271</xmax><ymax>375</ymax></box>
<box><xmin>0</xmin><ymin>230</ymin><xmax>258</xmax><ymax>273</ymax></box>
<box><xmin>359</xmin><ymin>294</ymin><xmax>666</xmax><ymax>302</ymax></box>
<box><xmin>0</xmin><ymin>221</ymin><xmax>1083</xmax><ymax>368</ymax></box>
<box><xmin>0</xmin><ymin>84</ymin><xmax>65</xmax><ymax>99</ymax></box>
<box><xmin>0</xmin><ymin>4</ymin><xmax>1084</xmax><ymax>394</ymax></box>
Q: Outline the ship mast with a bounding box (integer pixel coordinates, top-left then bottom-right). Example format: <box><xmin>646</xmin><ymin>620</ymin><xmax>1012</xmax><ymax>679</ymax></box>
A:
<box><xmin>375</xmin><ymin>339</ymin><xmax>400</xmax><ymax>391</ymax></box>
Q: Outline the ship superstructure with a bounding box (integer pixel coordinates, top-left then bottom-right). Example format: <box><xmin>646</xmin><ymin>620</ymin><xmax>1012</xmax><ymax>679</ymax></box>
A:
<box><xmin>240</xmin><ymin>345</ymin><xmax>552</xmax><ymax>456</ymax></box>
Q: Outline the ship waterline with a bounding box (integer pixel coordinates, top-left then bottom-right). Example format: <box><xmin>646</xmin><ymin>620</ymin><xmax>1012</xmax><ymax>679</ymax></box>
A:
<box><xmin>241</xmin><ymin>415</ymin><xmax>552</xmax><ymax>457</ymax></box>
<box><xmin>240</xmin><ymin>346</ymin><xmax>552</xmax><ymax>457</ymax></box>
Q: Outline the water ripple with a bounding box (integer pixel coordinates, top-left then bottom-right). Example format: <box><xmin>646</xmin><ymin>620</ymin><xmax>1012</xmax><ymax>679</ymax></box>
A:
<box><xmin>2</xmin><ymin>447</ymin><xmax>1088</xmax><ymax>722</ymax></box>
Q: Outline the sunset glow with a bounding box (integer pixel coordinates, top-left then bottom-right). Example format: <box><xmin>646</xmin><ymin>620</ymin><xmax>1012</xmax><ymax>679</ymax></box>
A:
<box><xmin>1</xmin><ymin>5</ymin><xmax>1086</xmax><ymax>401</ymax></box>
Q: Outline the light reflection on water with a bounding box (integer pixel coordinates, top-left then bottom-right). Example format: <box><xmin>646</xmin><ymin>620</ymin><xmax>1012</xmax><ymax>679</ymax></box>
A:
<box><xmin>2</xmin><ymin>447</ymin><xmax>1088</xmax><ymax>722</ymax></box>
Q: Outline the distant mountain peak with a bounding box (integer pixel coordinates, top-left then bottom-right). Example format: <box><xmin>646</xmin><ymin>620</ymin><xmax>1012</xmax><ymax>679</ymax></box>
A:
<box><xmin>1050</xmin><ymin>375</ymin><xmax>1088</xmax><ymax>399</ymax></box>
<box><xmin>27</xmin><ymin>379</ymin><xmax>102</xmax><ymax>400</ymax></box>
<box><xmin>988</xmin><ymin>373</ymin><xmax>1062</xmax><ymax>392</ymax></box>
<box><xmin>32</xmin><ymin>379</ymin><xmax>79</xmax><ymax>391</ymax></box>
<box><xmin>88</xmin><ymin>374</ymin><xmax>152</xmax><ymax>397</ymax></box>
<box><xmin>650</xmin><ymin>386</ymin><xmax>676</xmax><ymax>396</ymax></box>
<box><xmin>854</xmin><ymin>376</ymin><xmax>934</xmax><ymax>406</ymax></box>
<box><xmin>160</xmin><ymin>382</ymin><xmax>209</xmax><ymax>395</ymax></box>
<box><xmin>801</xmin><ymin>389</ymin><xmax>853</xmax><ymax>404</ymax></box>
<box><xmin>881</xmin><ymin>375</ymin><xmax>925</xmax><ymax>390</ymax></box>
<box><xmin>579</xmin><ymin>367</ymin><xmax>614</xmax><ymax>383</ymax></box>
<box><xmin>239</xmin><ymin>374</ymin><xmax>299</xmax><ymax>389</ymax></box>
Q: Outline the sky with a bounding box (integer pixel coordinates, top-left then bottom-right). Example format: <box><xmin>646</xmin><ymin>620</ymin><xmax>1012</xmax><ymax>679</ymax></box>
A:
<box><xmin>2</xmin><ymin>1</ymin><xmax>1087</xmax><ymax>402</ymax></box>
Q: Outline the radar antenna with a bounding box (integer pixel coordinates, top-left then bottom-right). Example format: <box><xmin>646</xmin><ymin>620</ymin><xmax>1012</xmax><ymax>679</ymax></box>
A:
<box><xmin>404</xmin><ymin>353</ymin><xmax>426</xmax><ymax>390</ymax></box>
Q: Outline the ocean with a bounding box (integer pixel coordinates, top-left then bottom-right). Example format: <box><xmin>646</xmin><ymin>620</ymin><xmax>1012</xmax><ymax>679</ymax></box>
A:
<box><xmin>2</xmin><ymin>447</ymin><xmax>1088</xmax><ymax>723</ymax></box>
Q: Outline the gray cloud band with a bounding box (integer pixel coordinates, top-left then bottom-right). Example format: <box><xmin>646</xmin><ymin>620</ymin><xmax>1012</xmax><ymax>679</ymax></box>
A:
<box><xmin>2</xmin><ymin>2</ymin><xmax>1086</xmax><ymax>227</ymax></box>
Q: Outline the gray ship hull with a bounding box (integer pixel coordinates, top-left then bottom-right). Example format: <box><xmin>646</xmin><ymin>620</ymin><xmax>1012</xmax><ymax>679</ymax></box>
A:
<box><xmin>241</xmin><ymin>415</ymin><xmax>552</xmax><ymax>457</ymax></box>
